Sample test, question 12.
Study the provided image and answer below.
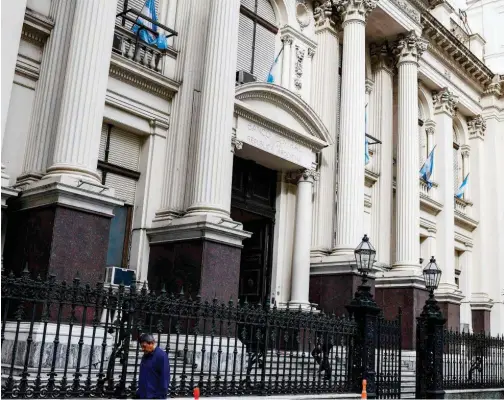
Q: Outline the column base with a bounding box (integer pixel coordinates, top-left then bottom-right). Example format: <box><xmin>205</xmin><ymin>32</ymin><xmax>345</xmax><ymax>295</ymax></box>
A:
<box><xmin>147</xmin><ymin>214</ymin><xmax>251</xmax><ymax>301</ymax></box>
<box><xmin>470</xmin><ymin>299</ymin><xmax>493</xmax><ymax>333</ymax></box>
<box><xmin>375</xmin><ymin>275</ymin><xmax>429</xmax><ymax>350</ymax></box>
<box><xmin>435</xmin><ymin>289</ymin><xmax>463</xmax><ymax>331</ymax></box>
<box><xmin>310</xmin><ymin>261</ymin><xmax>374</xmax><ymax>317</ymax></box>
<box><xmin>3</xmin><ymin>177</ymin><xmax>122</xmax><ymax>283</ymax></box>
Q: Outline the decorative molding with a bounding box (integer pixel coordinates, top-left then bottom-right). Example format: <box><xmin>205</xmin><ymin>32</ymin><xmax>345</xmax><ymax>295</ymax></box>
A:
<box><xmin>313</xmin><ymin>0</ymin><xmax>340</xmax><ymax>29</ymax></box>
<box><xmin>467</xmin><ymin>114</ymin><xmax>486</xmax><ymax>140</ymax></box>
<box><xmin>390</xmin><ymin>0</ymin><xmax>421</xmax><ymax>23</ymax></box>
<box><xmin>460</xmin><ymin>144</ymin><xmax>470</xmax><ymax>158</ymax></box>
<box><xmin>294</xmin><ymin>45</ymin><xmax>305</xmax><ymax>91</ymax></box>
<box><xmin>235</xmin><ymin>82</ymin><xmax>332</xmax><ymax>146</ymax></box>
<box><xmin>432</xmin><ymin>87</ymin><xmax>458</xmax><ymax>116</ymax></box>
<box><xmin>392</xmin><ymin>31</ymin><xmax>428</xmax><ymax>65</ymax></box>
<box><xmin>424</xmin><ymin>118</ymin><xmax>436</xmax><ymax>135</ymax></box>
<box><xmin>15</xmin><ymin>54</ymin><xmax>40</xmax><ymax>82</ymax></box>
<box><xmin>109</xmin><ymin>53</ymin><xmax>179</xmax><ymax>100</ymax></box>
<box><xmin>287</xmin><ymin>169</ymin><xmax>320</xmax><ymax>183</ymax></box>
<box><xmin>421</xmin><ymin>12</ymin><xmax>494</xmax><ymax>89</ymax></box>
<box><xmin>365</xmin><ymin>78</ymin><xmax>374</xmax><ymax>94</ymax></box>
<box><xmin>21</xmin><ymin>8</ymin><xmax>53</xmax><ymax>47</ymax></box>
<box><xmin>308</xmin><ymin>48</ymin><xmax>316</xmax><ymax>58</ymax></box>
<box><xmin>370</xmin><ymin>41</ymin><xmax>395</xmax><ymax>73</ymax></box>
<box><xmin>231</xmin><ymin>129</ymin><xmax>243</xmax><ymax>153</ymax></box>
<box><xmin>296</xmin><ymin>1</ymin><xmax>312</xmax><ymax>29</ymax></box>
<box><xmin>420</xmin><ymin>216</ymin><xmax>437</xmax><ymax>232</ymax></box>
<box><xmin>484</xmin><ymin>81</ymin><xmax>502</xmax><ymax>97</ymax></box>
<box><xmin>279</xmin><ymin>25</ymin><xmax>317</xmax><ymax>50</ymax></box>
<box><xmin>454</xmin><ymin>210</ymin><xmax>478</xmax><ymax>231</ymax></box>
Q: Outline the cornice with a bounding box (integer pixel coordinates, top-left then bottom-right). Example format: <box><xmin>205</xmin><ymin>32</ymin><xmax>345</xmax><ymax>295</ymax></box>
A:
<box><xmin>15</xmin><ymin>54</ymin><xmax>40</xmax><ymax>81</ymax></box>
<box><xmin>420</xmin><ymin>191</ymin><xmax>443</xmax><ymax>215</ymax></box>
<box><xmin>454</xmin><ymin>210</ymin><xmax>478</xmax><ymax>231</ymax></box>
<box><xmin>21</xmin><ymin>8</ymin><xmax>53</xmax><ymax>47</ymax></box>
<box><xmin>279</xmin><ymin>25</ymin><xmax>317</xmax><ymax>50</ymax></box>
<box><xmin>421</xmin><ymin>12</ymin><xmax>494</xmax><ymax>89</ymax></box>
<box><xmin>109</xmin><ymin>53</ymin><xmax>180</xmax><ymax>100</ymax></box>
<box><xmin>389</xmin><ymin>0</ymin><xmax>422</xmax><ymax>24</ymax></box>
<box><xmin>365</xmin><ymin>169</ymin><xmax>379</xmax><ymax>187</ymax></box>
<box><xmin>420</xmin><ymin>216</ymin><xmax>436</xmax><ymax>232</ymax></box>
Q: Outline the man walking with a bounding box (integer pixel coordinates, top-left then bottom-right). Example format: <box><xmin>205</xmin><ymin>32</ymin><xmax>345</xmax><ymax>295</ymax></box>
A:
<box><xmin>136</xmin><ymin>333</ymin><xmax>170</xmax><ymax>399</ymax></box>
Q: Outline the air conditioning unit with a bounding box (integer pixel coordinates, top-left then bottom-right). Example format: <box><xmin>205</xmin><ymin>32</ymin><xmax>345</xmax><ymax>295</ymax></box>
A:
<box><xmin>112</xmin><ymin>32</ymin><xmax>123</xmax><ymax>55</ymax></box>
<box><xmin>105</xmin><ymin>266</ymin><xmax>135</xmax><ymax>287</ymax></box>
<box><xmin>236</xmin><ymin>70</ymin><xmax>256</xmax><ymax>85</ymax></box>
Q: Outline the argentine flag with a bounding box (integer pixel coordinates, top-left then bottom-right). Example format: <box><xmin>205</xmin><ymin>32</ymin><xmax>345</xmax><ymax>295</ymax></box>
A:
<box><xmin>267</xmin><ymin>44</ymin><xmax>285</xmax><ymax>83</ymax></box>
<box><xmin>456</xmin><ymin>174</ymin><xmax>469</xmax><ymax>199</ymax></box>
<box><xmin>132</xmin><ymin>0</ymin><xmax>167</xmax><ymax>50</ymax></box>
<box><xmin>419</xmin><ymin>145</ymin><xmax>436</xmax><ymax>189</ymax></box>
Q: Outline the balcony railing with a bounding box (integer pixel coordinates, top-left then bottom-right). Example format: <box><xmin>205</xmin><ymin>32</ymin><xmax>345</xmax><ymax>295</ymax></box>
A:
<box><xmin>455</xmin><ymin>196</ymin><xmax>469</xmax><ymax>214</ymax></box>
<box><xmin>419</xmin><ymin>179</ymin><xmax>438</xmax><ymax>199</ymax></box>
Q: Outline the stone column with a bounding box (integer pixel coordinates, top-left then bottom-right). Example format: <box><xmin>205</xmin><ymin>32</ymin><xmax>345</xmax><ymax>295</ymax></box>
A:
<box><xmin>290</xmin><ymin>170</ymin><xmax>318</xmax><ymax>309</ymax></box>
<box><xmin>155</xmin><ymin>1</ymin><xmax>208</xmax><ymax>220</ymax></box>
<box><xmin>281</xmin><ymin>35</ymin><xmax>293</xmax><ymax>90</ymax></box>
<box><xmin>45</xmin><ymin>0</ymin><xmax>118</xmax><ymax>183</ymax></box>
<box><xmin>1</xmin><ymin>0</ymin><xmax>27</xmax><ymax>183</ymax></box>
<box><xmin>432</xmin><ymin>87</ymin><xmax>463</xmax><ymax>330</ymax></box>
<box><xmin>16</xmin><ymin>0</ymin><xmax>76</xmax><ymax>187</ymax></box>
<box><xmin>391</xmin><ymin>31</ymin><xmax>427</xmax><ymax>274</ymax></box>
<box><xmin>459</xmin><ymin>246</ymin><xmax>473</xmax><ymax>333</ymax></box>
<box><xmin>333</xmin><ymin>0</ymin><xmax>377</xmax><ymax>256</ymax></box>
<box><xmin>310</xmin><ymin>4</ymin><xmax>340</xmax><ymax>256</ymax></box>
<box><xmin>369</xmin><ymin>42</ymin><xmax>394</xmax><ymax>267</ymax></box>
<box><xmin>185</xmin><ymin>0</ymin><xmax>240</xmax><ymax>218</ymax></box>
<box><xmin>468</xmin><ymin>114</ymin><xmax>492</xmax><ymax>332</ymax></box>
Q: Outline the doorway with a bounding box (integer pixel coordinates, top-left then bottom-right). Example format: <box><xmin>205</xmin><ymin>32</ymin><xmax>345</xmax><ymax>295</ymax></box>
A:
<box><xmin>231</xmin><ymin>157</ymin><xmax>276</xmax><ymax>305</ymax></box>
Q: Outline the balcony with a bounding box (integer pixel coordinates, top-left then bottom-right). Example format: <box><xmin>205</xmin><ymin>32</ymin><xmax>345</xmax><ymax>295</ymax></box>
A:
<box><xmin>419</xmin><ymin>179</ymin><xmax>442</xmax><ymax>215</ymax></box>
<box><xmin>454</xmin><ymin>196</ymin><xmax>477</xmax><ymax>231</ymax></box>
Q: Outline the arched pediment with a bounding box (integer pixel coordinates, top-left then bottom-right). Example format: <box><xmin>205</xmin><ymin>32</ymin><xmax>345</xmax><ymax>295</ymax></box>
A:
<box><xmin>235</xmin><ymin>83</ymin><xmax>332</xmax><ymax>147</ymax></box>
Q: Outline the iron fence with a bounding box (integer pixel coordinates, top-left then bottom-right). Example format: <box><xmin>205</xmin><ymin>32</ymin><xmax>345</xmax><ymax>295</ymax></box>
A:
<box><xmin>376</xmin><ymin>311</ymin><xmax>402</xmax><ymax>399</ymax></box>
<box><xmin>1</xmin><ymin>269</ymin><xmax>358</xmax><ymax>398</ymax></box>
<box><xmin>443</xmin><ymin>329</ymin><xmax>504</xmax><ymax>390</ymax></box>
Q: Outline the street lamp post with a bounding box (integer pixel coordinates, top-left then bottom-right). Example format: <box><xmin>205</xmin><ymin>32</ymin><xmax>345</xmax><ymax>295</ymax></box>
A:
<box><xmin>416</xmin><ymin>256</ymin><xmax>447</xmax><ymax>400</ymax></box>
<box><xmin>346</xmin><ymin>234</ymin><xmax>380</xmax><ymax>399</ymax></box>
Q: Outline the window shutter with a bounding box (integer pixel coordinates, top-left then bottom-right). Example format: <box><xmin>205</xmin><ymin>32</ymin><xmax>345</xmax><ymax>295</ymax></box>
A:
<box><xmin>106</xmin><ymin>173</ymin><xmax>138</xmax><ymax>205</ymax></box>
<box><xmin>453</xmin><ymin>147</ymin><xmax>459</xmax><ymax>192</ymax></box>
<box><xmin>116</xmin><ymin>0</ymin><xmax>161</xmax><ymax>30</ymax></box>
<box><xmin>419</xmin><ymin>127</ymin><xmax>427</xmax><ymax>168</ymax></box>
<box><xmin>241</xmin><ymin>0</ymin><xmax>256</xmax><ymax>10</ymax></box>
<box><xmin>108</xmin><ymin>127</ymin><xmax>142</xmax><ymax>171</ymax></box>
<box><xmin>253</xmin><ymin>24</ymin><xmax>276</xmax><ymax>81</ymax></box>
<box><xmin>99</xmin><ymin>124</ymin><xmax>108</xmax><ymax>162</ymax></box>
<box><xmin>237</xmin><ymin>14</ymin><xmax>254</xmax><ymax>74</ymax></box>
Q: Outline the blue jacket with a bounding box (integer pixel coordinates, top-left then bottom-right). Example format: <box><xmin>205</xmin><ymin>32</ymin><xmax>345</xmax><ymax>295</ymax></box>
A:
<box><xmin>137</xmin><ymin>346</ymin><xmax>170</xmax><ymax>399</ymax></box>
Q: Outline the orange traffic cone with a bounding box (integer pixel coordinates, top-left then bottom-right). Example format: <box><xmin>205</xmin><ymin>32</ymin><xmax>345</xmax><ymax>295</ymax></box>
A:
<box><xmin>193</xmin><ymin>387</ymin><xmax>200</xmax><ymax>399</ymax></box>
<box><xmin>361</xmin><ymin>379</ymin><xmax>367</xmax><ymax>399</ymax></box>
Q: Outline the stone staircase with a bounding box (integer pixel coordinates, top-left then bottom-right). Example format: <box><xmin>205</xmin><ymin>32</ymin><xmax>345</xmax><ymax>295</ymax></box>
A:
<box><xmin>400</xmin><ymin>350</ymin><xmax>416</xmax><ymax>399</ymax></box>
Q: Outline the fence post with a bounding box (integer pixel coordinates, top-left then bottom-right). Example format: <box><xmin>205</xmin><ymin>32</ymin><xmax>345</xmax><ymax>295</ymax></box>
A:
<box><xmin>416</xmin><ymin>291</ymin><xmax>446</xmax><ymax>399</ymax></box>
<box><xmin>346</xmin><ymin>277</ymin><xmax>381</xmax><ymax>399</ymax></box>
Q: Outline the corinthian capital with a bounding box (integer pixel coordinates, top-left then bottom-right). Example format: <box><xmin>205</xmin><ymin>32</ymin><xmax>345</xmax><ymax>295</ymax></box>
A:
<box><xmin>313</xmin><ymin>0</ymin><xmax>339</xmax><ymax>28</ymax></box>
<box><xmin>468</xmin><ymin>114</ymin><xmax>486</xmax><ymax>140</ymax></box>
<box><xmin>432</xmin><ymin>88</ymin><xmax>458</xmax><ymax>116</ymax></box>
<box><xmin>287</xmin><ymin>169</ymin><xmax>320</xmax><ymax>184</ymax></box>
<box><xmin>392</xmin><ymin>31</ymin><xmax>428</xmax><ymax>65</ymax></box>
<box><xmin>334</xmin><ymin>0</ymin><xmax>378</xmax><ymax>25</ymax></box>
<box><xmin>370</xmin><ymin>41</ymin><xmax>395</xmax><ymax>73</ymax></box>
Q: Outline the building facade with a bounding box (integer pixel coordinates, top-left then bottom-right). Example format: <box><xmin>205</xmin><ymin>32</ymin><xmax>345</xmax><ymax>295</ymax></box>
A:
<box><xmin>1</xmin><ymin>0</ymin><xmax>503</xmax><ymax>345</ymax></box>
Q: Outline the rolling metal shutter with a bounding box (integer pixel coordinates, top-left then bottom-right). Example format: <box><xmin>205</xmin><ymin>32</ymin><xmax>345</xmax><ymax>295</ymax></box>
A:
<box><xmin>237</xmin><ymin>14</ymin><xmax>254</xmax><ymax>73</ymax></box>
<box><xmin>99</xmin><ymin>124</ymin><xmax>142</xmax><ymax>205</ymax></box>
<box><xmin>419</xmin><ymin>126</ymin><xmax>427</xmax><ymax>168</ymax></box>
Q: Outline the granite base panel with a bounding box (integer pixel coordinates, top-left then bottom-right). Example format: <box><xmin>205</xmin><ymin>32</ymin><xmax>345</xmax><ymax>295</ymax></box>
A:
<box><xmin>2</xmin><ymin>204</ymin><xmax>111</xmax><ymax>283</ymax></box>
<box><xmin>148</xmin><ymin>239</ymin><xmax>242</xmax><ymax>301</ymax></box>
<box><xmin>374</xmin><ymin>286</ymin><xmax>430</xmax><ymax>350</ymax></box>
<box><xmin>472</xmin><ymin>309</ymin><xmax>491</xmax><ymax>333</ymax></box>
<box><xmin>444</xmin><ymin>389</ymin><xmax>504</xmax><ymax>399</ymax></box>
<box><xmin>309</xmin><ymin>273</ymin><xmax>375</xmax><ymax>317</ymax></box>
<box><xmin>438</xmin><ymin>301</ymin><xmax>461</xmax><ymax>331</ymax></box>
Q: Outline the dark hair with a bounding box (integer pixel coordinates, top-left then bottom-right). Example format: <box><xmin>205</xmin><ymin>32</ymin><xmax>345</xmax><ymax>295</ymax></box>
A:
<box><xmin>139</xmin><ymin>333</ymin><xmax>155</xmax><ymax>344</ymax></box>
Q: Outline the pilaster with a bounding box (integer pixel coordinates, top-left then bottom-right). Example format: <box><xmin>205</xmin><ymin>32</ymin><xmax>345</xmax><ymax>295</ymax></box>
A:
<box><xmin>369</xmin><ymin>41</ymin><xmax>394</xmax><ymax>267</ymax></box>
<box><xmin>391</xmin><ymin>31</ymin><xmax>428</xmax><ymax>275</ymax></box>
<box><xmin>468</xmin><ymin>114</ymin><xmax>493</xmax><ymax>320</ymax></box>
<box><xmin>310</xmin><ymin>3</ymin><xmax>340</xmax><ymax>256</ymax></box>
<box><xmin>333</xmin><ymin>0</ymin><xmax>378</xmax><ymax>258</ymax></box>
<box><xmin>432</xmin><ymin>88</ymin><xmax>459</xmax><ymax>299</ymax></box>
<box><xmin>16</xmin><ymin>0</ymin><xmax>76</xmax><ymax>188</ymax></box>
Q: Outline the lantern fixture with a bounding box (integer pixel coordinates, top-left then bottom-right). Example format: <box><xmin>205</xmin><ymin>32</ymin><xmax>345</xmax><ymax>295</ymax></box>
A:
<box><xmin>423</xmin><ymin>256</ymin><xmax>442</xmax><ymax>293</ymax></box>
<box><xmin>354</xmin><ymin>234</ymin><xmax>376</xmax><ymax>276</ymax></box>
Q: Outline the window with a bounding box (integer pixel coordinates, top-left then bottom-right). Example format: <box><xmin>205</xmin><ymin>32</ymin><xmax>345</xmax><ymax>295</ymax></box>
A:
<box><xmin>98</xmin><ymin>123</ymin><xmax>142</xmax><ymax>269</ymax></box>
<box><xmin>237</xmin><ymin>0</ymin><xmax>278</xmax><ymax>82</ymax></box>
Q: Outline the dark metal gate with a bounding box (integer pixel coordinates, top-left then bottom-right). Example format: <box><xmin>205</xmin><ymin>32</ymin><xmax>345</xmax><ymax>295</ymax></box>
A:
<box><xmin>376</xmin><ymin>311</ymin><xmax>402</xmax><ymax>399</ymax></box>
